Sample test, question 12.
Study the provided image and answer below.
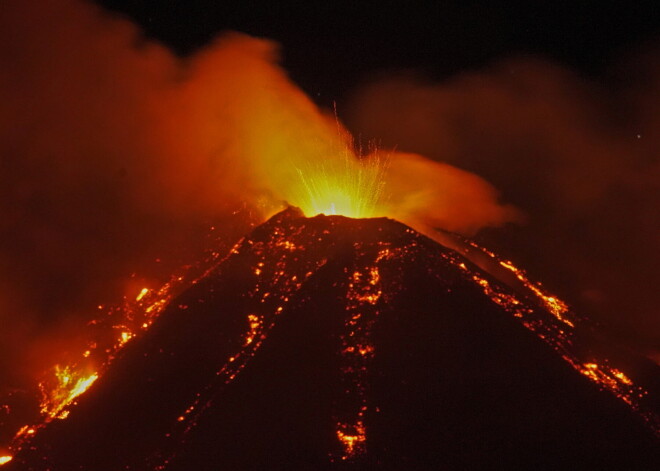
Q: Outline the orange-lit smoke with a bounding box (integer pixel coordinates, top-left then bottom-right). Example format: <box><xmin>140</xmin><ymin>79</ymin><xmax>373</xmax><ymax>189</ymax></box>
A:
<box><xmin>0</xmin><ymin>0</ymin><xmax>515</xmax><ymax>387</ymax></box>
<box><xmin>382</xmin><ymin>152</ymin><xmax>519</xmax><ymax>234</ymax></box>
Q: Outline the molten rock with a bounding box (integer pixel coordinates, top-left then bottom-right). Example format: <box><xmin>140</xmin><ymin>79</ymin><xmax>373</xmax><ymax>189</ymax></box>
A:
<box><xmin>7</xmin><ymin>208</ymin><xmax>659</xmax><ymax>470</ymax></box>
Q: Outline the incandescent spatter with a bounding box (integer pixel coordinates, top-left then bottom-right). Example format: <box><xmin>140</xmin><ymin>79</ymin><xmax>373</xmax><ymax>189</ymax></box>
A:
<box><xmin>6</xmin><ymin>207</ymin><xmax>660</xmax><ymax>470</ymax></box>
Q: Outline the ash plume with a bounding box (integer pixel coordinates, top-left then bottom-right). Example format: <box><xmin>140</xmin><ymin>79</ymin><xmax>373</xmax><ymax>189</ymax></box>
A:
<box><xmin>0</xmin><ymin>0</ymin><xmax>514</xmax><ymax>384</ymax></box>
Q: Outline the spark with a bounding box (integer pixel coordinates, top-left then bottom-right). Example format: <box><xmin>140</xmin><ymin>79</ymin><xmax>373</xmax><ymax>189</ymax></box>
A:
<box><xmin>293</xmin><ymin>153</ymin><xmax>387</xmax><ymax>218</ymax></box>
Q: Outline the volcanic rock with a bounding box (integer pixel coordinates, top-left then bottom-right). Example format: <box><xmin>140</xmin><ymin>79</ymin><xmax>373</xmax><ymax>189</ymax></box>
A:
<box><xmin>9</xmin><ymin>207</ymin><xmax>659</xmax><ymax>470</ymax></box>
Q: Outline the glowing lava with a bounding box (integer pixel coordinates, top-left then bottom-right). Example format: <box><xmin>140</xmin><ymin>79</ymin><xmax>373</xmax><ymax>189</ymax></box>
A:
<box><xmin>39</xmin><ymin>365</ymin><xmax>99</xmax><ymax>420</ymax></box>
<box><xmin>336</xmin><ymin>421</ymin><xmax>366</xmax><ymax>459</ymax></box>
<box><xmin>0</xmin><ymin>271</ymin><xmax>201</xmax><ymax>462</ymax></box>
<box><xmin>4</xmin><ymin>209</ymin><xmax>659</xmax><ymax>469</ymax></box>
<box><xmin>292</xmin><ymin>153</ymin><xmax>387</xmax><ymax>218</ymax></box>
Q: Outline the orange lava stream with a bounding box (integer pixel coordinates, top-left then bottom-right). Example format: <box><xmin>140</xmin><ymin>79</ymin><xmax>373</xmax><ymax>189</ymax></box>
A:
<box><xmin>1</xmin><ymin>250</ymin><xmax>226</xmax><ymax>464</ymax></box>
<box><xmin>498</xmin><ymin>260</ymin><xmax>573</xmax><ymax>327</ymax></box>
<box><xmin>450</xmin><ymin>248</ymin><xmax>658</xmax><ymax>435</ymax></box>
<box><xmin>151</xmin><ymin>228</ymin><xmax>325</xmax><ymax>470</ymax></box>
<box><xmin>39</xmin><ymin>366</ymin><xmax>98</xmax><ymax>420</ymax></box>
<box><xmin>332</xmin><ymin>244</ymin><xmax>390</xmax><ymax>461</ymax></box>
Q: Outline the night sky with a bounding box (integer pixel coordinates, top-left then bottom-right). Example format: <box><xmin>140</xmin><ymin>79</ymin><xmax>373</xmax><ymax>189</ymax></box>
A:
<box><xmin>96</xmin><ymin>0</ymin><xmax>660</xmax><ymax>100</ymax></box>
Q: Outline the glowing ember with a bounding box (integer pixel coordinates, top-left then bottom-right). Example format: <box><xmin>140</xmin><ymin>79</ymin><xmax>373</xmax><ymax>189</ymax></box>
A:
<box><xmin>119</xmin><ymin>330</ymin><xmax>134</xmax><ymax>345</ymax></box>
<box><xmin>293</xmin><ymin>154</ymin><xmax>387</xmax><ymax>218</ymax></box>
<box><xmin>499</xmin><ymin>260</ymin><xmax>573</xmax><ymax>327</ymax></box>
<box><xmin>336</xmin><ymin>421</ymin><xmax>367</xmax><ymax>458</ymax></box>
<box><xmin>613</xmin><ymin>369</ymin><xmax>634</xmax><ymax>386</ymax></box>
<box><xmin>136</xmin><ymin>287</ymin><xmax>150</xmax><ymax>302</ymax></box>
<box><xmin>39</xmin><ymin>365</ymin><xmax>99</xmax><ymax>420</ymax></box>
<box><xmin>0</xmin><ymin>456</ymin><xmax>12</xmax><ymax>466</ymax></box>
<box><xmin>244</xmin><ymin>314</ymin><xmax>263</xmax><ymax>346</ymax></box>
<box><xmin>15</xmin><ymin>425</ymin><xmax>35</xmax><ymax>439</ymax></box>
<box><xmin>331</xmin><ymin>245</ymin><xmax>387</xmax><ymax>461</ymax></box>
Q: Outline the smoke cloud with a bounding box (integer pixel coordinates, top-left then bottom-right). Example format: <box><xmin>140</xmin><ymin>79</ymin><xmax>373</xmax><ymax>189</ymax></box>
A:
<box><xmin>0</xmin><ymin>0</ymin><xmax>514</xmax><ymax>384</ymax></box>
<box><xmin>345</xmin><ymin>56</ymin><xmax>660</xmax><ymax>352</ymax></box>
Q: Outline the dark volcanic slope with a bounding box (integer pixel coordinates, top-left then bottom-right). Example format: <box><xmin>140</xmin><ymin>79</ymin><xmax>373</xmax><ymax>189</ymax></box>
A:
<box><xmin>9</xmin><ymin>208</ymin><xmax>659</xmax><ymax>470</ymax></box>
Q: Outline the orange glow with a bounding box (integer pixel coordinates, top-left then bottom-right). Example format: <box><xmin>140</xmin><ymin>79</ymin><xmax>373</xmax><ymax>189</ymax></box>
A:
<box><xmin>612</xmin><ymin>369</ymin><xmax>633</xmax><ymax>386</ymax></box>
<box><xmin>39</xmin><ymin>365</ymin><xmax>99</xmax><ymax>420</ymax></box>
<box><xmin>357</xmin><ymin>345</ymin><xmax>375</xmax><ymax>356</ymax></box>
<box><xmin>135</xmin><ymin>287</ymin><xmax>150</xmax><ymax>302</ymax></box>
<box><xmin>119</xmin><ymin>331</ymin><xmax>134</xmax><ymax>345</ymax></box>
<box><xmin>498</xmin><ymin>260</ymin><xmax>573</xmax><ymax>327</ymax></box>
<box><xmin>3</xmin><ymin>272</ymin><xmax>190</xmax><ymax>462</ymax></box>
<box><xmin>292</xmin><ymin>153</ymin><xmax>387</xmax><ymax>218</ymax></box>
<box><xmin>244</xmin><ymin>314</ymin><xmax>262</xmax><ymax>346</ymax></box>
<box><xmin>348</xmin><ymin>268</ymin><xmax>382</xmax><ymax>305</ymax></box>
<box><xmin>451</xmin><ymin>247</ymin><xmax>656</xmax><ymax>429</ymax></box>
<box><xmin>470</xmin><ymin>273</ymin><xmax>522</xmax><ymax>311</ymax></box>
<box><xmin>332</xmin><ymin>248</ymin><xmax>389</xmax><ymax>461</ymax></box>
<box><xmin>14</xmin><ymin>425</ymin><xmax>35</xmax><ymax>439</ymax></box>
<box><xmin>576</xmin><ymin>361</ymin><xmax>641</xmax><ymax>405</ymax></box>
<box><xmin>0</xmin><ymin>456</ymin><xmax>12</xmax><ymax>466</ymax></box>
<box><xmin>336</xmin><ymin>421</ymin><xmax>367</xmax><ymax>458</ymax></box>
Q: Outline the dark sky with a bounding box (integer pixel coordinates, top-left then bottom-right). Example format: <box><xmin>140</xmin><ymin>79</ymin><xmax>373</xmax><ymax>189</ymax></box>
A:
<box><xmin>96</xmin><ymin>0</ymin><xmax>660</xmax><ymax>101</ymax></box>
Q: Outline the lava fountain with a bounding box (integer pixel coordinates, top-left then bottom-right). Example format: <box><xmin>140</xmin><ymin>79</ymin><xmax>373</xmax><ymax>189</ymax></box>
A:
<box><xmin>292</xmin><ymin>152</ymin><xmax>388</xmax><ymax>219</ymax></box>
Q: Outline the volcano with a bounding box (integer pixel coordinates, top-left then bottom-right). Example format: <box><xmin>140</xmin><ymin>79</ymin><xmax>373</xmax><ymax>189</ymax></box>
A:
<box><xmin>5</xmin><ymin>208</ymin><xmax>659</xmax><ymax>470</ymax></box>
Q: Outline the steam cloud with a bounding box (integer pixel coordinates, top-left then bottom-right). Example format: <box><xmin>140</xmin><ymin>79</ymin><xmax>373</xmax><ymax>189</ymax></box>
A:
<box><xmin>0</xmin><ymin>0</ymin><xmax>515</xmax><ymax>384</ymax></box>
<box><xmin>345</xmin><ymin>57</ymin><xmax>660</xmax><ymax>353</ymax></box>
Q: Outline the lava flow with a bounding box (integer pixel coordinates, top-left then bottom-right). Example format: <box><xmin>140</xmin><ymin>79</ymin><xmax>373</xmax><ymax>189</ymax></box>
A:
<box><xmin>2</xmin><ymin>205</ymin><xmax>658</xmax><ymax>470</ymax></box>
<box><xmin>0</xmin><ymin>245</ymin><xmax>227</xmax><ymax>467</ymax></box>
<box><xmin>39</xmin><ymin>365</ymin><xmax>98</xmax><ymax>420</ymax></box>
